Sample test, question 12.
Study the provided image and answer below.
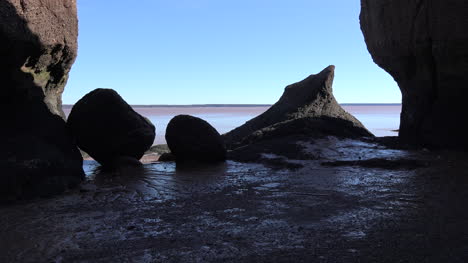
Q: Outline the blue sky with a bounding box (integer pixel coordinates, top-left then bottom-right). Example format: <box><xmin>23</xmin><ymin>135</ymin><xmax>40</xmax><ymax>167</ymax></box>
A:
<box><xmin>64</xmin><ymin>0</ymin><xmax>401</xmax><ymax>105</ymax></box>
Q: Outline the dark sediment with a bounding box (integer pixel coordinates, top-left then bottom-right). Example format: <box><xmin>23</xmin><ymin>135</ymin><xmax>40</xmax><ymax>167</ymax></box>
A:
<box><xmin>321</xmin><ymin>158</ymin><xmax>429</xmax><ymax>170</ymax></box>
<box><xmin>1</xmin><ymin>138</ymin><xmax>467</xmax><ymax>262</ymax></box>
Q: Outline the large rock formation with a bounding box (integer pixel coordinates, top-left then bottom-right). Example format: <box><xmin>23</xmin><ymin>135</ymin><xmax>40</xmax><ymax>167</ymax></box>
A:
<box><xmin>0</xmin><ymin>0</ymin><xmax>84</xmax><ymax>201</ymax></box>
<box><xmin>1</xmin><ymin>0</ymin><xmax>78</xmax><ymax>117</ymax></box>
<box><xmin>67</xmin><ymin>89</ymin><xmax>156</xmax><ymax>168</ymax></box>
<box><xmin>223</xmin><ymin>66</ymin><xmax>372</xmax><ymax>149</ymax></box>
<box><xmin>166</xmin><ymin>115</ymin><xmax>227</xmax><ymax>163</ymax></box>
<box><xmin>360</xmin><ymin>0</ymin><xmax>468</xmax><ymax>148</ymax></box>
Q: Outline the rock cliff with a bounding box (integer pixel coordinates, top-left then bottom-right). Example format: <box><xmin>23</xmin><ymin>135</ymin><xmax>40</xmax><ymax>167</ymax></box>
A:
<box><xmin>360</xmin><ymin>0</ymin><xmax>468</xmax><ymax>148</ymax></box>
<box><xmin>0</xmin><ymin>0</ymin><xmax>83</xmax><ymax>201</ymax></box>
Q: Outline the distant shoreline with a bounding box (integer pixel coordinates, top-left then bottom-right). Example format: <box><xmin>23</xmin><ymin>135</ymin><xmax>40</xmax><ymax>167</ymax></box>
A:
<box><xmin>62</xmin><ymin>103</ymin><xmax>401</xmax><ymax>109</ymax></box>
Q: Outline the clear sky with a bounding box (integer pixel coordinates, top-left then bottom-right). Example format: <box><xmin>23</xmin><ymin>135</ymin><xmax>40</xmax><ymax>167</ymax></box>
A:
<box><xmin>64</xmin><ymin>0</ymin><xmax>401</xmax><ymax>105</ymax></box>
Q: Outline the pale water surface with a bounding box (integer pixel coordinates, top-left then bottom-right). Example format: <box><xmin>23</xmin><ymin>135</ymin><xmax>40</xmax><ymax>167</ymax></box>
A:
<box><xmin>65</xmin><ymin>105</ymin><xmax>401</xmax><ymax>145</ymax></box>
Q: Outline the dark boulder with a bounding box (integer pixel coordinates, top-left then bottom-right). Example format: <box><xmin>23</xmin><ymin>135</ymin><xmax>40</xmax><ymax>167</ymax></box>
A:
<box><xmin>67</xmin><ymin>89</ymin><xmax>156</xmax><ymax>168</ymax></box>
<box><xmin>223</xmin><ymin>66</ymin><xmax>372</xmax><ymax>149</ymax></box>
<box><xmin>165</xmin><ymin>115</ymin><xmax>227</xmax><ymax>163</ymax></box>
<box><xmin>0</xmin><ymin>0</ymin><xmax>84</xmax><ymax>201</ymax></box>
<box><xmin>158</xmin><ymin>153</ymin><xmax>176</xmax><ymax>162</ymax></box>
<box><xmin>360</xmin><ymin>0</ymin><xmax>468</xmax><ymax>148</ymax></box>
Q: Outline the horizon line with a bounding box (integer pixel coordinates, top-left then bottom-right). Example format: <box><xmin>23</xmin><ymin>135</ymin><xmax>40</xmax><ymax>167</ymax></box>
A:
<box><xmin>63</xmin><ymin>103</ymin><xmax>402</xmax><ymax>108</ymax></box>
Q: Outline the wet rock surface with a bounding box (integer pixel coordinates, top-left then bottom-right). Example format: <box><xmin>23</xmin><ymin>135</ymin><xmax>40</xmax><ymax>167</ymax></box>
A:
<box><xmin>360</xmin><ymin>0</ymin><xmax>468</xmax><ymax>148</ymax></box>
<box><xmin>166</xmin><ymin>115</ymin><xmax>227</xmax><ymax>163</ymax></box>
<box><xmin>223</xmin><ymin>66</ymin><xmax>372</xmax><ymax>149</ymax></box>
<box><xmin>1</xmin><ymin>138</ymin><xmax>467</xmax><ymax>262</ymax></box>
<box><xmin>227</xmin><ymin>117</ymin><xmax>374</xmax><ymax>167</ymax></box>
<box><xmin>67</xmin><ymin>89</ymin><xmax>156</xmax><ymax>168</ymax></box>
<box><xmin>0</xmin><ymin>0</ymin><xmax>84</xmax><ymax>201</ymax></box>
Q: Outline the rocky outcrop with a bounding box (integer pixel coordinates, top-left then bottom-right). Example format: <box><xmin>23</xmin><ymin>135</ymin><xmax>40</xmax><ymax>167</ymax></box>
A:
<box><xmin>360</xmin><ymin>0</ymin><xmax>468</xmax><ymax>148</ymax></box>
<box><xmin>166</xmin><ymin>115</ymin><xmax>227</xmax><ymax>163</ymax></box>
<box><xmin>0</xmin><ymin>0</ymin><xmax>84</xmax><ymax>201</ymax></box>
<box><xmin>223</xmin><ymin>66</ymin><xmax>372</xmax><ymax>149</ymax></box>
<box><xmin>1</xmin><ymin>0</ymin><xmax>78</xmax><ymax>117</ymax></box>
<box><xmin>236</xmin><ymin>116</ymin><xmax>373</xmax><ymax>147</ymax></box>
<box><xmin>67</xmin><ymin>89</ymin><xmax>156</xmax><ymax>168</ymax></box>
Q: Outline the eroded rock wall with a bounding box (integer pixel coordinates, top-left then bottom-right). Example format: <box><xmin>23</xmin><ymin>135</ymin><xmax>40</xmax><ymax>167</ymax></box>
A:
<box><xmin>0</xmin><ymin>0</ymin><xmax>83</xmax><ymax>201</ymax></box>
<box><xmin>0</xmin><ymin>0</ymin><xmax>78</xmax><ymax>116</ymax></box>
<box><xmin>360</xmin><ymin>0</ymin><xmax>468</xmax><ymax>148</ymax></box>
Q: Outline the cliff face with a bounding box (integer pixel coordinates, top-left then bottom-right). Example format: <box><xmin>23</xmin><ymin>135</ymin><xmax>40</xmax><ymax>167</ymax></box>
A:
<box><xmin>0</xmin><ymin>0</ymin><xmax>83</xmax><ymax>201</ymax></box>
<box><xmin>0</xmin><ymin>0</ymin><xmax>78</xmax><ymax>117</ymax></box>
<box><xmin>360</xmin><ymin>0</ymin><xmax>468</xmax><ymax>148</ymax></box>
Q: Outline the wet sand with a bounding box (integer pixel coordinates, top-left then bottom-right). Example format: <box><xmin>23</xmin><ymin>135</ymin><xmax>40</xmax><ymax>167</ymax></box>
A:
<box><xmin>1</xmin><ymin>137</ymin><xmax>467</xmax><ymax>262</ymax></box>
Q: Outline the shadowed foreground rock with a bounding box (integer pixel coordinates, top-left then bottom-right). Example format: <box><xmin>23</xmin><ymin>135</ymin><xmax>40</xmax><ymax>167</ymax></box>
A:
<box><xmin>360</xmin><ymin>0</ymin><xmax>468</xmax><ymax>148</ymax></box>
<box><xmin>166</xmin><ymin>115</ymin><xmax>227</xmax><ymax>163</ymax></box>
<box><xmin>0</xmin><ymin>0</ymin><xmax>84</xmax><ymax>201</ymax></box>
<box><xmin>223</xmin><ymin>66</ymin><xmax>372</xmax><ymax>150</ymax></box>
<box><xmin>67</xmin><ymin>89</ymin><xmax>155</xmax><ymax>168</ymax></box>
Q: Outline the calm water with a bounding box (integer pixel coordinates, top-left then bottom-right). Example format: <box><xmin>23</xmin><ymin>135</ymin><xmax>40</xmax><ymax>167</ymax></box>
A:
<box><xmin>64</xmin><ymin>105</ymin><xmax>401</xmax><ymax>145</ymax></box>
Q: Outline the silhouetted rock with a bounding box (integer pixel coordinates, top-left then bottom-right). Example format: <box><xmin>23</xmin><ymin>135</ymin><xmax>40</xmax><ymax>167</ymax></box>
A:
<box><xmin>0</xmin><ymin>0</ymin><xmax>84</xmax><ymax>202</ymax></box>
<box><xmin>67</xmin><ymin>89</ymin><xmax>155</xmax><ymax>168</ymax></box>
<box><xmin>360</xmin><ymin>0</ymin><xmax>468</xmax><ymax>148</ymax></box>
<box><xmin>166</xmin><ymin>115</ymin><xmax>226</xmax><ymax>163</ymax></box>
<box><xmin>223</xmin><ymin>66</ymin><xmax>372</xmax><ymax>149</ymax></box>
<box><xmin>158</xmin><ymin>153</ymin><xmax>176</xmax><ymax>162</ymax></box>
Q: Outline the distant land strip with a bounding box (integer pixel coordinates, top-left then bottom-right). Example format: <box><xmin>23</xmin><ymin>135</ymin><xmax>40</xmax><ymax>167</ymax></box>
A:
<box><xmin>62</xmin><ymin>103</ymin><xmax>401</xmax><ymax>109</ymax></box>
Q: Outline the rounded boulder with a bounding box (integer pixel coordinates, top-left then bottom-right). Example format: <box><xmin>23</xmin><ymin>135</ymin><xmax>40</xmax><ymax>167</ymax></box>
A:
<box><xmin>166</xmin><ymin>115</ymin><xmax>226</xmax><ymax>163</ymax></box>
<box><xmin>67</xmin><ymin>89</ymin><xmax>155</xmax><ymax>167</ymax></box>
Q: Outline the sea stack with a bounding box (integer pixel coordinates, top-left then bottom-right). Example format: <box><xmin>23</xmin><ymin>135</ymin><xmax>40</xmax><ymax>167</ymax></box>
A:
<box><xmin>223</xmin><ymin>65</ymin><xmax>372</xmax><ymax>149</ymax></box>
<box><xmin>67</xmin><ymin>89</ymin><xmax>156</xmax><ymax>168</ymax></box>
<box><xmin>0</xmin><ymin>0</ymin><xmax>84</xmax><ymax>201</ymax></box>
<box><xmin>360</xmin><ymin>0</ymin><xmax>468</xmax><ymax>148</ymax></box>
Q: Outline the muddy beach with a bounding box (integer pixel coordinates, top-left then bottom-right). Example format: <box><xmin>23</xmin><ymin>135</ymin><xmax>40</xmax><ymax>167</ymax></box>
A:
<box><xmin>1</xmin><ymin>137</ymin><xmax>468</xmax><ymax>262</ymax></box>
<box><xmin>2</xmin><ymin>0</ymin><xmax>468</xmax><ymax>262</ymax></box>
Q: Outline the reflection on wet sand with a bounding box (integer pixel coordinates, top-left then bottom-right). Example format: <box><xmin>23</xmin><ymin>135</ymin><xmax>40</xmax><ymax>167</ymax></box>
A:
<box><xmin>1</xmin><ymin>138</ymin><xmax>468</xmax><ymax>262</ymax></box>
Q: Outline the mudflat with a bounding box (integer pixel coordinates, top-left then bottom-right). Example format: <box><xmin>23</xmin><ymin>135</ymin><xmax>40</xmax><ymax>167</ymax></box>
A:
<box><xmin>1</xmin><ymin>137</ymin><xmax>467</xmax><ymax>262</ymax></box>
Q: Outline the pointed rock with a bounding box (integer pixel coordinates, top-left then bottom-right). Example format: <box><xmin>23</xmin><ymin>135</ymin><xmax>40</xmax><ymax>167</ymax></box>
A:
<box><xmin>223</xmin><ymin>66</ymin><xmax>372</xmax><ymax>149</ymax></box>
